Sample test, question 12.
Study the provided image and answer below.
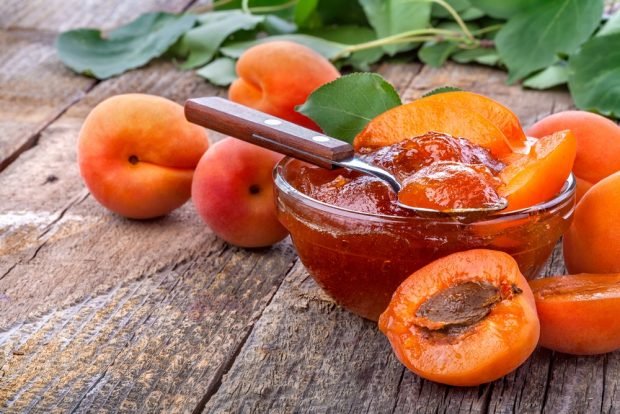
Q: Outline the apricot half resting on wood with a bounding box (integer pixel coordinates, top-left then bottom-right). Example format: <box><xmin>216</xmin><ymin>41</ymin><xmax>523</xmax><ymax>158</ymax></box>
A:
<box><xmin>379</xmin><ymin>249</ymin><xmax>539</xmax><ymax>386</ymax></box>
<box><xmin>529</xmin><ymin>274</ymin><xmax>620</xmax><ymax>355</ymax></box>
<box><xmin>78</xmin><ymin>94</ymin><xmax>209</xmax><ymax>219</ymax></box>
<box><xmin>229</xmin><ymin>41</ymin><xmax>340</xmax><ymax>130</ymax></box>
<box><xmin>191</xmin><ymin>137</ymin><xmax>288</xmax><ymax>248</ymax></box>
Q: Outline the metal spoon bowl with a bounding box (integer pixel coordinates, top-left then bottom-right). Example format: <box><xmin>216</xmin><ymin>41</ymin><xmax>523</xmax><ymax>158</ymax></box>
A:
<box><xmin>184</xmin><ymin>96</ymin><xmax>508</xmax><ymax>217</ymax></box>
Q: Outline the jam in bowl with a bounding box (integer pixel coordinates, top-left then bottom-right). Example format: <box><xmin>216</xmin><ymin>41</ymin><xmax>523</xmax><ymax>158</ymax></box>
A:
<box><xmin>274</xmin><ymin>157</ymin><xmax>576</xmax><ymax>321</ymax></box>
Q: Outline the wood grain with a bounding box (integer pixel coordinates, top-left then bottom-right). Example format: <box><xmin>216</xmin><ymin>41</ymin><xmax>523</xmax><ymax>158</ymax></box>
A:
<box><xmin>0</xmin><ymin>29</ymin><xmax>94</xmax><ymax>172</ymax></box>
<box><xmin>0</xmin><ymin>0</ymin><xmax>194</xmax><ymax>31</ymax></box>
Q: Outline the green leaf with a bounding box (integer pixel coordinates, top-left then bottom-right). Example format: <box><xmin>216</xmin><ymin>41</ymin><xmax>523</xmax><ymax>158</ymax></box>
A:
<box><xmin>294</xmin><ymin>0</ymin><xmax>319</xmax><ymax>26</ymax></box>
<box><xmin>418</xmin><ymin>41</ymin><xmax>458</xmax><ymax>67</ymax></box>
<box><xmin>598</xmin><ymin>11</ymin><xmax>620</xmax><ymax>36</ymax></box>
<box><xmin>297</xmin><ymin>73</ymin><xmax>402</xmax><ymax>142</ymax></box>
<box><xmin>315</xmin><ymin>0</ymin><xmax>369</xmax><ymax>26</ymax></box>
<box><xmin>303</xmin><ymin>26</ymin><xmax>383</xmax><ymax>70</ymax></box>
<box><xmin>196</xmin><ymin>57</ymin><xmax>238</xmax><ymax>86</ymax></box>
<box><xmin>459</xmin><ymin>7</ymin><xmax>485</xmax><ymax>20</ymax></box>
<box><xmin>263</xmin><ymin>14</ymin><xmax>297</xmax><ymax>34</ymax></box>
<box><xmin>523</xmin><ymin>63</ymin><xmax>568</xmax><ymax>89</ymax></box>
<box><xmin>359</xmin><ymin>0</ymin><xmax>432</xmax><ymax>55</ymax></box>
<box><xmin>468</xmin><ymin>0</ymin><xmax>537</xmax><ymax>18</ymax></box>
<box><xmin>451</xmin><ymin>47</ymin><xmax>499</xmax><ymax>66</ymax></box>
<box><xmin>496</xmin><ymin>0</ymin><xmax>604</xmax><ymax>83</ymax></box>
<box><xmin>55</xmin><ymin>12</ymin><xmax>196</xmax><ymax>79</ymax></box>
<box><xmin>221</xmin><ymin>34</ymin><xmax>348</xmax><ymax>60</ymax></box>
<box><xmin>422</xmin><ymin>86</ymin><xmax>463</xmax><ymax>97</ymax></box>
<box><xmin>177</xmin><ymin>11</ymin><xmax>264</xmax><ymax>69</ymax></box>
<box><xmin>568</xmin><ymin>32</ymin><xmax>620</xmax><ymax>117</ymax></box>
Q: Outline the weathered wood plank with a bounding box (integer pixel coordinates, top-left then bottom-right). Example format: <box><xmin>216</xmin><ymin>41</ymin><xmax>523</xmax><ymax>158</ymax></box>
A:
<box><xmin>0</xmin><ymin>241</ymin><xmax>297</xmax><ymax>413</ymax></box>
<box><xmin>0</xmin><ymin>29</ymin><xmax>94</xmax><ymax>171</ymax></box>
<box><xmin>0</xmin><ymin>62</ymin><xmax>224</xmax><ymax>330</ymax></box>
<box><xmin>0</xmin><ymin>0</ymin><xmax>194</xmax><ymax>31</ymax></box>
<box><xmin>203</xmin><ymin>261</ymin><xmax>406</xmax><ymax>413</ymax></box>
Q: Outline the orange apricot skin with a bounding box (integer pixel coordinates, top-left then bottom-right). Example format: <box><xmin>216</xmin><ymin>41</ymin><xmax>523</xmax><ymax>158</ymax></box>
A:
<box><xmin>229</xmin><ymin>41</ymin><xmax>340</xmax><ymax>130</ymax></box>
<box><xmin>529</xmin><ymin>274</ymin><xmax>620</xmax><ymax>355</ymax></box>
<box><xmin>419</xmin><ymin>91</ymin><xmax>527</xmax><ymax>151</ymax></box>
<box><xmin>563</xmin><ymin>171</ymin><xmax>620</xmax><ymax>274</ymax></box>
<box><xmin>527</xmin><ymin>111</ymin><xmax>620</xmax><ymax>201</ymax></box>
<box><xmin>78</xmin><ymin>94</ymin><xmax>209</xmax><ymax>219</ymax></box>
<box><xmin>498</xmin><ymin>130</ymin><xmax>576</xmax><ymax>211</ymax></box>
<box><xmin>354</xmin><ymin>100</ymin><xmax>513</xmax><ymax>157</ymax></box>
<box><xmin>379</xmin><ymin>249</ymin><xmax>540</xmax><ymax>386</ymax></box>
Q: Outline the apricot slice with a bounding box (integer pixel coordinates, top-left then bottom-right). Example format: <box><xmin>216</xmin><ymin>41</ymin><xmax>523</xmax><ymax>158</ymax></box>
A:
<box><xmin>498</xmin><ymin>130</ymin><xmax>576</xmax><ymax>210</ymax></box>
<box><xmin>419</xmin><ymin>91</ymin><xmax>528</xmax><ymax>152</ymax></box>
<box><xmin>379</xmin><ymin>249</ymin><xmax>540</xmax><ymax>386</ymax></box>
<box><xmin>529</xmin><ymin>274</ymin><xmax>620</xmax><ymax>355</ymax></box>
<box><xmin>527</xmin><ymin>110</ymin><xmax>620</xmax><ymax>201</ymax></box>
<box><xmin>353</xmin><ymin>99</ymin><xmax>514</xmax><ymax>157</ymax></box>
<box><xmin>398</xmin><ymin>162</ymin><xmax>504</xmax><ymax>211</ymax></box>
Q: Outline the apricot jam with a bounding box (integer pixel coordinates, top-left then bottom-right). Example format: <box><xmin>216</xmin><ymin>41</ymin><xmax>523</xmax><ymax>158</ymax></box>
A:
<box><xmin>274</xmin><ymin>133</ymin><xmax>575</xmax><ymax>320</ymax></box>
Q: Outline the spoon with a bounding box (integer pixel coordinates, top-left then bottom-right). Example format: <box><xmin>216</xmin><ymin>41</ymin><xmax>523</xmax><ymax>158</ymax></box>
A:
<box><xmin>184</xmin><ymin>96</ymin><xmax>508</xmax><ymax>217</ymax></box>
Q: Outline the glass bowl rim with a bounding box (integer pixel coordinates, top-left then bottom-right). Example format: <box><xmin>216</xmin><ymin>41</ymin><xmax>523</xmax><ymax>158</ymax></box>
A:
<box><xmin>273</xmin><ymin>156</ymin><xmax>576</xmax><ymax>225</ymax></box>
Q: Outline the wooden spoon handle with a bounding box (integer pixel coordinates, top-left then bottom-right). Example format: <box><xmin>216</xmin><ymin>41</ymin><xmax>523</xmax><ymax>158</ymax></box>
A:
<box><xmin>184</xmin><ymin>97</ymin><xmax>354</xmax><ymax>169</ymax></box>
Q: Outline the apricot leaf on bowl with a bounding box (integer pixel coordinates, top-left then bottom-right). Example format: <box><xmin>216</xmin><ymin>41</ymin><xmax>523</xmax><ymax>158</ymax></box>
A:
<box><xmin>297</xmin><ymin>73</ymin><xmax>401</xmax><ymax>142</ymax></box>
<box><xmin>568</xmin><ymin>32</ymin><xmax>620</xmax><ymax>118</ymax></box>
<box><xmin>56</xmin><ymin>12</ymin><xmax>196</xmax><ymax>79</ymax></box>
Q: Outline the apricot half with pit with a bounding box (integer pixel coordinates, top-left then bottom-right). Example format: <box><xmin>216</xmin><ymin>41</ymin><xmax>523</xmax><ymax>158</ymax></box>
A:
<box><xmin>379</xmin><ymin>249</ymin><xmax>540</xmax><ymax>386</ymax></box>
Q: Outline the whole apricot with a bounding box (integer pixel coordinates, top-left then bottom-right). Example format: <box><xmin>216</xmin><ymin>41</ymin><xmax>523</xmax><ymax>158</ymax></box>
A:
<box><xmin>228</xmin><ymin>41</ymin><xmax>340</xmax><ymax>130</ymax></box>
<box><xmin>192</xmin><ymin>137</ymin><xmax>288</xmax><ymax>248</ymax></box>
<box><xmin>563</xmin><ymin>171</ymin><xmax>620</xmax><ymax>273</ymax></box>
<box><xmin>78</xmin><ymin>94</ymin><xmax>209</xmax><ymax>219</ymax></box>
<box><xmin>527</xmin><ymin>111</ymin><xmax>620</xmax><ymax>200</ymax></box>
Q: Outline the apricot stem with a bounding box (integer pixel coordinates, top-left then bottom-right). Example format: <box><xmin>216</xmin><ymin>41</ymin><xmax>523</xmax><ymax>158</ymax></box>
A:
<box><xmin>428</xmin><ymin>0</ymin><xmax>475</xmax><ymax>41</ymax></box>
<box><xmin>339</xmin><ymin>29</ymin><xmax>466</xmax><ymax>59</ymax></box>
<box><xmin>250</xmin><ymin>0</ymin><xmax>298</xmax><ymax>13</ymax></box>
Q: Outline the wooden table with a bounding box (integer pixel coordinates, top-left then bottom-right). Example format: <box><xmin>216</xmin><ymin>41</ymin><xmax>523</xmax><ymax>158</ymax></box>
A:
<box><xmin>1</xmin><ymin>1</ymin><xmax>618</xmax><ymax>413</ymax></box>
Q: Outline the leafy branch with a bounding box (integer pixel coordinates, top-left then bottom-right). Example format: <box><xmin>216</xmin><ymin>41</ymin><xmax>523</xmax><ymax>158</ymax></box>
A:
<box><xmin>55</xmin><ymin>0</ymin><xmax>620</xmax><ymax>118</ymax></box>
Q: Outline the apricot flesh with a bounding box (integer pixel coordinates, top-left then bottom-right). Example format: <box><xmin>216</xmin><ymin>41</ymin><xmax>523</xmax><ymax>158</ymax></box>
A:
<box><xmin>229</xmin><ymin>41</ymin><xmax>340</xmax><ymax>130</ymax></box>
<box><xmin>379</xmin><ymin>249</ymin><xmax>539</xmax><ymax>386</ymax></box>
<box><xmin>529</xmin><ymin>274</ymin><xmax>620</xmax><ymax>355</ymax></box>
<box><xmin>527</xmin><ymin>110</ymin><xmax>620</xmax><ymax>200</ymax></box>
<box><xmin>563</xmin><ymin>171</ymin><xmax>620</xmax><ymax>274</ymax></box>
<box><xmin>498</xmin><ymin>130</ymin><xmax>576</xmax><ymax>211</ymax></box>
<box><xmin>419</xmin><ymin>91</ymin><xmax>527</xmax><ymax>152</ymax></box>
<box><xmin>78</xmin><ymin>94</ymin><xmax>209</xmax><ymax>219</ymax></box>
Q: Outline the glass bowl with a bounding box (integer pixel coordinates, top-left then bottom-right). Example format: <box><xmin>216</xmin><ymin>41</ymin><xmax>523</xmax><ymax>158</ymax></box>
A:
<box><xmin>274</xmin><ymin>158</ymin><xmax>576</xmax><ymax>321</ymax></box>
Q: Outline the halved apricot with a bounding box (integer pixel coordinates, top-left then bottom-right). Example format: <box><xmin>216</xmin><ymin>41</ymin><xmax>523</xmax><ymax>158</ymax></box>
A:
<box><xmin>354</xmin><ymin>99</ymin><xmax>514</xmax><ymax>157</ymax></box>
<box><xmin>498</xmin><ymin>130</ymin><xmax>576</xmax><ymax>211</ymax></box>
<box><xmin>529</xmin><ymin>274</ymin><xmax>620</xmax><ymax>355</ymax></box>
<box><xmin>379</xmin><ymin>249</ymin><xmax>540</xmax><ymax>386</ymax></box>
<box><xmin>420</xmin><ymin>91</ymin><xmax>527</xmax><ymax>152</ymax></box>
